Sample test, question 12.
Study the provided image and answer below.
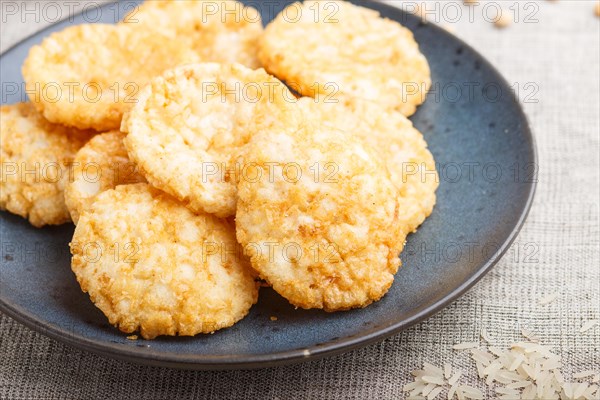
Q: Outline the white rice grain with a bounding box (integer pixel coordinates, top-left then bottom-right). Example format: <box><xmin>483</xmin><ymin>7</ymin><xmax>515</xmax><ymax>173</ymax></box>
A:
<box><xmin>480</xmin><ymin>327</ymin><xmax>492</xmax><ymax>343</ymax></box>
<box><xmin>495</xmin><ymin>387</ymin><xmax>520</xmax><ymax>396</ymax></box>
<box><xmin>427</xmin><ymin>386</ymin><xmax>444</xmax><ymax>400</ymax></box>
<box><xmin>554</xmin><ymin>369</ymin><xmax>566</xmax><ymax>385</ymax></box>
<box><xmin>574</xmin><ymin>382</ymin><xmax>590</xmax><ymax>398</ymax></box>
<box><xmin>574</xmin><ymin>370</ymin><xmax>597</xmax><ymax>379</ymax></box>
<box><xmin>449</xmin><ymin>371</ymin><xmax>463</xmax><ymax>386</ymax></box>
<box><xmin>458</xmin><ymin>385</ymin><xmax>484</xmax><ymax>399</ymax></box>
<box><xmin>538</xmin><ymin>292</ymin><xmax>559</xmax><ymax>305</ymax></box>
<box><xmin>521</xmin><ymin>328</ymin><xmax>540</xmax><ymax>343</ymax></box>
<box><xmin>584</xmin><ymin>384</ymin><xmax>598</xmax><ymax>400</ymax></box>
<box><xmin>447</xmin><ymin>383</ymin><xmax>458</xmax><ymax>400</ymax></box>
<box><xmin>489</xmin><ymin>346</ymin><xmax>505</xmax><ymax>357</ymax></box>
<box><xmin>506</xmin><ymin>380</ymin><xmax>531</xmax><ymax>389</ymax></box>
<box><xmin>444</xmin><ymin>363</ymin><xmax>452</xmax><ymax>379</ymax></box>
<box><xmin>423</xmin><ymin>376</ymin><xmax>446</xmax><ymax>386</ymax></box>
<box><xmin>580</xmin><ymin>320</ymin><xmax>599</xmax><ymax>333</ymax></box>
<box><xmin>424</xmin><ymin>363</ymin><xmax>445</xmax><ymax>377</ymax></box>
<box><xmin>404</xmin><ymin>381</ymin><xmax>425</xmax><ymax>392</ymax></box>
<box><xmin>509</xmin><ymin>353</ymin><xmax>526</xmax><ymax>371</ymax></box>
<box><xmin>563</xmin><ymin>382</ymin><xmax>574</xmax><ymax>398</ymax></box>
<box><xmin>421</xmin><ymin>383</ymin><xmax>438</xmax><ymax>396</ymax></box>
<box><xmin>453</xmin><ymin>342</ymin><xmax>479</xmax><ymax>350</ymax></box>
<box><xmin>522</xmin><ymin>383</ymin><xmax>537</xmax><ymax>399</ymax></box>
<box><xmin>475</xmin><ymin>362</ymin><xmax>485</xmax><ymax>379</ymax></box>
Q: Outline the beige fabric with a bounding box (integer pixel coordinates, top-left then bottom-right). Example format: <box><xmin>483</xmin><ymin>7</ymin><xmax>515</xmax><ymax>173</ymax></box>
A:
<box><xmin>1</xmin><ymin>1</ymin><xmax>598</xmax><ymax>398</ymax></box>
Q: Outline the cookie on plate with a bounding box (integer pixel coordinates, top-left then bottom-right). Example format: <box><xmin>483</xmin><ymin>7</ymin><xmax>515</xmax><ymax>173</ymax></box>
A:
<box><xmin>122</xmin><ymin>0</ymin><xmax>263</xmax><ymax>68</ymax></box>
<box><xmin>22</xmin><ymin>24</ymin><xmax>200</xmax><ymax>131</ymax></box>
<box><xmin>64</xmin><ymin>131</ymin><xmax>146</xmax><ymax>224</ymax></box>
<box><xmin>70</xmin><ymin>183</ymin><xmax>259</xmax><ymax>339</ymax></box>
<box><xmin>297</xmin><ymin>98</ymin><xmax>438</xmax><ymax>234</ymax></box>
<box><xmin>0</xmin><ymin>102</ymin><xmax>93</xmax><ymax>227</ymax></box>
<box><xmin>259</xmin><ymin>0</ymin><xmax>430</xmax><ymax>116</ymax></box>
<box><xmin>235</xmin><ymin>121</ymin><xmax>404</xmax><ymax>311</ymax></box>
<box><xmin>123</xmin><ymin>63</ymin><xmax>299</xmax><ymax>218</ymax></box>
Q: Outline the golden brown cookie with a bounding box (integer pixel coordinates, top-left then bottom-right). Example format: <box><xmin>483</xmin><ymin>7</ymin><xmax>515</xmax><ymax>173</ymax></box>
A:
<box><xmin>297</xmin><ymin>98</ymin><xmax>439</xmax><ymax>234</ymax></box>
<box><xmin>70</xmin><ymin>183</ymin><xmax>259</xmax><ymax>339</ymax></box>
<box><xmin>64</xmin><ymin>131</ymin><xmax>146</xmax><ymax>224</ymax></box>
<box><xmin>22</xmin><ymin>24</ymin><xmax>200</xmax><ymax>131</ymax></box>
<box><xmin>0</xmin><ymin>102</ymin><xmax>93</xmax><ymax>227</ymax></box>
<box><xmin>259</xmin><ymin>0</ymin><xmax>431</xmax><ymax>116</ymax></box>
<box><xmin>122</xmin><ymin>0</ymin><xmax>263</xmax><ymax>68</ymax></box>
<box><xmin>235</xmin><ymin>121</ymin><xmax>404</xmax><ymax>311</ymax></box>
<box><xmin>123</xmin><ymin>63</ymin><xmax>299</xmax><ymax>218</ymax></box>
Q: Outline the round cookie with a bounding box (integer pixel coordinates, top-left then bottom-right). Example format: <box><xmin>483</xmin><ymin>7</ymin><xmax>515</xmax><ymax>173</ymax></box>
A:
<box><xmin>235</xmin><ymin>122</ymin><xmax>404</xmax><ymax>311</ymax></box>
<box><xmin>0</xmin><ymin>102</ymin><xmax>93</xmax><ymax>227</ymax></box>
<box><xmin>297</xmin><ymin>98</ymin><xmax>439</xmax><ymax>234</ymax></box>
<box><xmin>259</xmin><ymin>0</ymin><xmax>431</xmax><ymax>116</ymax></box>
<box><xmin>123</xmin><ymin>63</ymin><xmax>299</xmax><ymax>218</ymax></box>
<box><xmin>121</xmin><ymin>0</ymin><xmax>263</xmax><ymax>68</ymax></box>
<box><xmin>70</xmin><ymin>183</ymin><xmax>259</xmax><ymax>339</ymax></box>
<box><xmin>64</xmin><ymin>131</ymin><xmax>146</xmax><ymax>225</ymax></box>
<box><xmin>22</xmin><ymin>24</ymin><xmax>200</xmax><ymax>131</ymax></box>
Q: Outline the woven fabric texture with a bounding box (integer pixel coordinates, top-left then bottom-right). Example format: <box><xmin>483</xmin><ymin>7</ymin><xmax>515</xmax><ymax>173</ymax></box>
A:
<box><xmin>1</xmin><ymin>1</ymin><xmax>598</xmax><ymax>399</ymax></box>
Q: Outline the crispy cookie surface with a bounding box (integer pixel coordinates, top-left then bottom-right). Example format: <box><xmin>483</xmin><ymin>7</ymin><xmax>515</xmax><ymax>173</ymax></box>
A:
<box><xmin>235</xmin><ymin>122</ymin><xmax>404</xmax><ymax>311</ymax></box>
<box><xmin>259</xmin><ymin>0</ymin><xmax>431</xmax><ymax>116</ymax></box>
<box><xmin>298</xmin><ymin>98</ymin><xmax>439</xmax><ymax>234</ymax></box>
<box><xmin>70</xmin><ymin>183</ymin><xmax>259</xmax><ymax>339</ymax></box>
<box><xmin>122</xmin><ymin>0</ymin><xmax>263</xmax><ymax>68</ymax></box>
<box><xmin>64</xmin><ymin>131</ymin><xmax>146</xmax><ymax>225</ymax></box>
<box><xmin>0</xmin><ymin>103</ymin><xmax>92</xmax><ymax>227</ymax></box>
<box><xmin>123</xmin><ymin>63</ymin><xmax>299</xmax><ymax>218</ymax></box>
<box><xmin>22</xmin><ymin>24</ymin><xmax>200</xmax><ymax>131</ymax></box>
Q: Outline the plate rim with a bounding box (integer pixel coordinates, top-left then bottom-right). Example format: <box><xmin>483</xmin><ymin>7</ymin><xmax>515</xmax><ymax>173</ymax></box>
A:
<box><xmin>0</xmin><ymin>0</ymin><xmax>538</xmax><ymax>370</ymax></box>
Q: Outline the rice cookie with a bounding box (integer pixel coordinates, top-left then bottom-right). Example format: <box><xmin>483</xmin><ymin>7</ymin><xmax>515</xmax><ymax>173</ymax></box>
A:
<box><xmin>297</xmin><ymin>98</ymin><xmax>438</xmax><ymax>234</ymax></box>
<box><xmin>123</xmin><ymin>63</ymin><xmax>299</xmax><ymax>218</ymax></box>
<box><xmin>0</xmin><ymin>102</ymin><xmax>93</xmax><ymax>227</ymax></box>
<box><xmin>235</xmin><ymin>122</ymin><xmax>404</xmax><ymax>311</ymax></box>
<box><xmin>22</xmin><ymin>24</ymin><xmax>200</xmax><ymax>131</ymax></box>
<box><xmin>64</xmin><ymin>131</ymin><xmax>146</xmax><ymax>224</ymax></box>
<box><xmin>259</xmin><ymin>0</ymin><xmax>431</xmax><ymax>116</ymax></box>
<box><xmin>70</xmin><ymin>183</ymin><xmax>259</xmax><ymax>339</ymax></box>
<box><xmin>122</xmin><ymin>0</ymin><xmax>263</xmax><ymax>68</ymax></box>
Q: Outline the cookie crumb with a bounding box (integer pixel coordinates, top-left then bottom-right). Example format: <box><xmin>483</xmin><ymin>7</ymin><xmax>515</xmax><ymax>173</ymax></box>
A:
<box><xmin>127</xmin><ymin>335</ymin><xmax>138</xmax><ymax>340</ymax></box>
<box><xmin>270</xmin><ymin>316</ymin><xmax>278</xmax><ymax>321</ymax></box>
<box><xmin>494</xmin><ymin>11</ymin><xmax>512</xmax><ymax>29</ymax></box>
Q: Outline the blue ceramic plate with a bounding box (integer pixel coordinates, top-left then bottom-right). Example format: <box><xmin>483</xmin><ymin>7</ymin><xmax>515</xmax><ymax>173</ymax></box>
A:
<box><xmin>0</xmin><ymin>0</ymin><xmax>536</xmax><ymax>369</ymax></box>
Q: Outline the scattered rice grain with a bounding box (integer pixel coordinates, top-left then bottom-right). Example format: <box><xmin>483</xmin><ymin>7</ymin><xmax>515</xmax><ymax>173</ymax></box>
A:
<box><xmin>423</xmin><ymin>376</ymin><xmax>446</xmax><ymax>386</ymax></box>
<box><xmin>574</xmin><ymin>371</ymin><xmax>597</xmax><ymax>379</ymax></box>
<box><xmin>444</xmin><ymin>363</ymin><xmax>452</xmax><ymax>379</ymax></box>
<box><xmin>480</xmin><ymin>327</ymin><xmax>492</xmax><ymax>343</ymax></box>
<box><xmin>453</xmin><ymin>342</ymin><xmax>479</xmax><ymax>350</ymax></box>
<box><xmin>458</xmin><ymin>385</ymin><xmax>484</xmax><ymax>399</ymax></box>
<box><xmin>447</xmin><ymin>383</ymin><xmax>458</xmax><ymax>400</ymax></box>
<box><xmin>427</xmin><ymin>386</ymin><xmax>444</xmax><ymax>400</ymax></box>
<box><xmin>449</xmin><ymin>371</ymin><xmax>463</xmax><ymax>386</ymax></box>
<box><xmin>574</xmin><ymin>382</ymin><xmax>590</xmax><ymax>398</ymax></box>
<box><xmin>538</xmin><ymin>292</ymin><xmax>559</xmax><ymax>305</ymax></box>
<box><xmin>580</xmin><ymin>320</ymin><xmax>599</xmax><ymax>333</ymax></box>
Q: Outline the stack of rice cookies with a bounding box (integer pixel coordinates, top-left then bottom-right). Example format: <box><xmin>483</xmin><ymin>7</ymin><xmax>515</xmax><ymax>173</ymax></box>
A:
<box><xmin>0</xmin><ymin>0</ymin><xmax>438</xmax><ymax>339</ymax></box>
